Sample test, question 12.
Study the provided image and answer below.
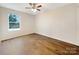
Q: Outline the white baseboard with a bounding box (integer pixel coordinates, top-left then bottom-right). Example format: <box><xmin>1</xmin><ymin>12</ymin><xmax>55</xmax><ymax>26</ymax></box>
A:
<box><xmin>35</xmin><ymin>32</ymin><xmax>79</xmax><ymax>46</ymax></box>
<box><xmin>1</xmin><ymin>32</ymin><xmax>35</xmax><ymax>41</ymax></box>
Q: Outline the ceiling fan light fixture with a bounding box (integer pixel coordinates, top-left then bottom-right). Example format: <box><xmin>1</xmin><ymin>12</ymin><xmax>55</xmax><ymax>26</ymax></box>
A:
<box><xmin>32</xmin><ymin>9</ymin><xmax>37</xmax><ymax>12</ymax></box>
<box><xmin>25</xmin><ymin>3</ymin><xmax>42</xmax><ymax>12</ymax></box>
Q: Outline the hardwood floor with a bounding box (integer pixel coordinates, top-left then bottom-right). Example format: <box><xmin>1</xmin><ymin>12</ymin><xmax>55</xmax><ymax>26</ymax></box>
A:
<box><xmin>0</xmin><ymin>33</ymin><xmax>79</xmax><ymax>55</ymax></box>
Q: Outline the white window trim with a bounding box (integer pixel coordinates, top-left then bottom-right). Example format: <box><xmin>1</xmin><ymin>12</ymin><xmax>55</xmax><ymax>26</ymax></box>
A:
<box><xmin>8</xmin><ymin>13</ymin><xmax>21</xmax><ymax>31</ymax></box>
<box><xmin>8</xmin><ymin>28</ymin><xmax>20</xmax><ymax>31</ymax></box>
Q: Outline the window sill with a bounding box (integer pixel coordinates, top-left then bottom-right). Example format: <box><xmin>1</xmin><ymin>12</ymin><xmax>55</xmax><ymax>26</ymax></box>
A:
<box><xmin>8</xmin><ymin>28</ymin><xmax>20</xmax><ymax>31</ymax></box>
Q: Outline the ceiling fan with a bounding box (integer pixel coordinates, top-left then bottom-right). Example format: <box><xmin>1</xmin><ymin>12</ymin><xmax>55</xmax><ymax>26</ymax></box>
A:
<box><xmin>25</xmin><ymin>3</ymin><xmax>42</xmax><ymax>12</ymax></box>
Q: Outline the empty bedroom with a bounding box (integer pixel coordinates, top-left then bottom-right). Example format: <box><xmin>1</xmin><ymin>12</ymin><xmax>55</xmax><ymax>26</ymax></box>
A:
<box><xmin>0</xmin><ymin>3</ymin><xmax>79</xmax><ymax>55</ymax></box>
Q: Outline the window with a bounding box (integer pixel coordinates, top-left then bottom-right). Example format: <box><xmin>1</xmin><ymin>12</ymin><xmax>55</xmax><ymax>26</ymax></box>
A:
<box><xmin>9</xmin><ymin>13</ymin><xmax>20</xmax><ymax>31</ymax></box>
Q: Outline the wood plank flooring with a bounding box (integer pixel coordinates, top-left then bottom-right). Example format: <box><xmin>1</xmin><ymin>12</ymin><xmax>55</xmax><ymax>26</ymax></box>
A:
<box><xmin>0</xmin><ymin>33</ymin><xmax>79</xmax><ymax>55</ymax></box>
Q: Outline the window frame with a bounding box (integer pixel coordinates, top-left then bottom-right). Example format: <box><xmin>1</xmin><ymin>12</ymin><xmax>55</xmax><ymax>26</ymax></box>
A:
<box><xmin>8</xmin><ymin>13</ymin><xmax>21</xmax><ymax>31</ymax></box>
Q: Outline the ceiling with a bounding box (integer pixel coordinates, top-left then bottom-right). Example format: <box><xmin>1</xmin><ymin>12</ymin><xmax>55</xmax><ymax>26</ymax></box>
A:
<box><xmin>0</xmin><ymin>3</ymin><xmax>70</xmax><ymax>15</ymax></box>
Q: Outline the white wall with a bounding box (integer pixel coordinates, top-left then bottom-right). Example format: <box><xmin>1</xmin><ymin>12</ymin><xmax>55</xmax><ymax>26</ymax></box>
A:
<box><xmin>0</xmin><ymin>7</ymin><xmax>2</xmax><ymax>40</ymax></box>
<box><xmin>35</xmin><ymin>4</ymin><xmax>78</xmax><ymax>45</ymax></box>
<box><xmin>77</xmin><ymin>6</ymin><xmax>79</xmax><ymax>45</ymax></box>
<box><xmin>0</xmin><ymin>7</ymin><xmax>35</xmax><ymax>40</ymax></box>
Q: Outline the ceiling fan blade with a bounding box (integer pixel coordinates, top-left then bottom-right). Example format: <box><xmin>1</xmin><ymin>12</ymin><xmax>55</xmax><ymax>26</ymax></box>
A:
<box><xmin>25</xmin><ymin>7</ymin><xmax>32</xmax><ymax>9</ymax></box>
<box><xmin>37</xmin><ymin>5</ymin><xmax>42</xmax><ymax>8</ymax></box>
<box><xmin>37</xmin><ymin>9</ymin><xmax>40</xmax><ymax>11</ymax></box>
